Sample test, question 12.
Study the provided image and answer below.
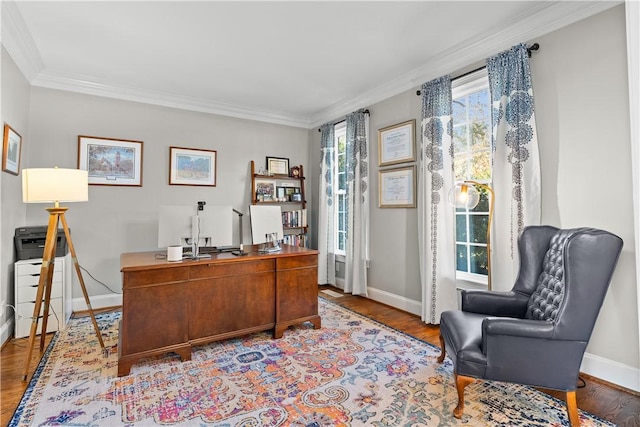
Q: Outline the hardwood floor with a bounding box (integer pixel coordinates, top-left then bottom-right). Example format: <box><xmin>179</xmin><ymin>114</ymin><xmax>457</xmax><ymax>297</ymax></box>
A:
<box><xmin>1</xmin><ymin>287</ymin><xmax>639</xmax><ymax>426</ymax></box>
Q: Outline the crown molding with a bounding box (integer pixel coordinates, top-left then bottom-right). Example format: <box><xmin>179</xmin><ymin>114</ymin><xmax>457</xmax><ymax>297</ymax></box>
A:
<box><xmin>2</xmin><ymin>1</ymin><xmax>621</xmax><ymax>129</ymax></box>
<box><xmin>309</xmin><ymin>1</ymin><xmax>622</xmax><ymax>128</ymax></box>
<box><xmin>31</xmin><ymin>71</ymin><xmax>313</xmax><ymax>128</ymax></box>
<box><xmin>1</xmin><ymin>1</ymin><xmax>43</xmax><ymax>81</ymax></box>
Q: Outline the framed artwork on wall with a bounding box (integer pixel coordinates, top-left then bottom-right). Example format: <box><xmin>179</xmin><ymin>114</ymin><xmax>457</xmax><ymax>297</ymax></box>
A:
<box><xmin>378</xmin><ymin>119</ymin><xmax>416</xmax><ymax>166</ymax></box>
<box><xmin>266</xmin><ymin>156</ymin><xmax>289</xmax><ymax>175</ymax></box>
<box><xmin>78</xmin><ymin>135</ymin><xmax>143</xmax><ymax>186</ymax></box>
<box><xmin>379</xmin><ymin>165</ymin><xmax>416</xmax><ymax>208</ymax></box>
<box><xmin>169</xmin><ymin>146</ymin><xmax>217</xmax><ymax>186</ymax></box>
<box><xmin>2</xmin><ymin>124</ymin><xmax>22</xmax><ymax>175</ymax></box>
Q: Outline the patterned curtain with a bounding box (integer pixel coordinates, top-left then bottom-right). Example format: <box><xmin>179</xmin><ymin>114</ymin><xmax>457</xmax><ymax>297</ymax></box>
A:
<box><xmin>318</xmin><ymin>123</ymin><xmax>336</xmax><ymax>285</ymax></box>
<box><xmin>486</xmin><ymin>43</ymin><xmax>541</xmax><ymax>291</ymax></box>
<box><xmin>418</xmin><ymin>76</ymin><xmax>458</xmax><ymax>324</ymax></box>
<box><xmin>344</xmin><ymin>109</ymin><xmax>370</xmax><ymax>296</ymax></box>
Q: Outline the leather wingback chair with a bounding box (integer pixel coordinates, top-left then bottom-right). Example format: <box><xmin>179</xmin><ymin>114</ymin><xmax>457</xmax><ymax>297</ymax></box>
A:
<box><xmin>437</xmin><ymin>225</ymin><xmax>623</xmax><ymax>426</ymax></box>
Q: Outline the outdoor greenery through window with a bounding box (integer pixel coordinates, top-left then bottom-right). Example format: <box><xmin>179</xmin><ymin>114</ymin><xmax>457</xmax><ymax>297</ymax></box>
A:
<box><xmin>335</xmin><ymin>122</ymin><xmax>347</xmax><ymax>255</ymax></box>
<box><xmin>452</xmin><ymin>70</ymin><xmax>492</xmax><ymax>283</ymax></box>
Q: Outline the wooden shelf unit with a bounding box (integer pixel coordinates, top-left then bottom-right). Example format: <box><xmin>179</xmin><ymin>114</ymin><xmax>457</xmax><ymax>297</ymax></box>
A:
<box><xmin>250</xmin><ymin>160</ymin><xmax>308</xmax><ymax>247</ymax></box>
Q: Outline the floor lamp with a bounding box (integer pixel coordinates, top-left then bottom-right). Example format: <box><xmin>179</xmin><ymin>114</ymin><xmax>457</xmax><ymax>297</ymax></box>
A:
<box><xmin>21</xmin><ymin>168</ymin><xmax>105</xmax><ymax>381</ymax></box>
<box><xmin>451</xmin><ymin>181</ymin><xmax>495</xmax><ymax>290</ymax></box>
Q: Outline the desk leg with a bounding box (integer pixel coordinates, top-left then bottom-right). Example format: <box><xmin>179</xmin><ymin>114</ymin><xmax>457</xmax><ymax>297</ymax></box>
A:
<box><xmin>274</xmin><ymin>315</ymin><xmax>321</xmax><ymax>339</ymax></box>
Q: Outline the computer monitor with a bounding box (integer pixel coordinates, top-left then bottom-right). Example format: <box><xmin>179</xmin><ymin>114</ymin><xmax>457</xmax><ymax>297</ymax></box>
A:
<box><xmin>158</xmin><ymin>205</ymin><xmax>196</xmax><ymax>248</ymax></box>
<box><xmin>250</xmin><ymin>205</ymin><xmax>284</xmax><ymax>244</ymax></box>
<box><xmin>158</xmin><ymin>204</ymin><xmax>234</xmax><ymax>250</ymax></box>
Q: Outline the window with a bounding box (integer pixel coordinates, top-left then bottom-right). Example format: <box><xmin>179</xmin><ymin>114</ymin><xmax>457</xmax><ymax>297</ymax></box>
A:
<box><xmin>452</xmin><ymin>70</ymin><xmax>492</xmax><ymax>283</ymax></box>
<box><xmin>335</xmin><ymin>122</ymin><xmax>347</xmax><ymax>256</ymax></box>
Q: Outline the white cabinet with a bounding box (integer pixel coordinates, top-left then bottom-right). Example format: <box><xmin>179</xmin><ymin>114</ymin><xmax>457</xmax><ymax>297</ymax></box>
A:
<box><xmin>14</xmin><ymin>256</ymin><xmax>70</xmax><ymax>338</ymax></box>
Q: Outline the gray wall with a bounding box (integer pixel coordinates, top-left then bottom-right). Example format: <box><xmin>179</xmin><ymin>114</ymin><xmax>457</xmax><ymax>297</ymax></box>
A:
<box><xmin>14</xmin><ymin>86</ymin><xmax>311</xmax><ymax>305</ymax></box>
<box><xmin>0</xmin><ymin>47</ymin><xmax>30</xmax><ymax>342</ymax></box>
<box><xmin>309</xmin><ymin>5</ymin><xmax>639</xmax><ymax>380</ymax></box>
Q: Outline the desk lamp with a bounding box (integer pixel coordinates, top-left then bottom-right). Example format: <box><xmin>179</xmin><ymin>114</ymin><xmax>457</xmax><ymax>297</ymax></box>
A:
<box><xmin>450</xmin><ymin>181</ymin><xmax>495</xmax><ymax>290</ymax></box>
<box><xmin>21</xmin><ymin>167</ymin><xmax>105</xmax><ymax>381</ymax></box>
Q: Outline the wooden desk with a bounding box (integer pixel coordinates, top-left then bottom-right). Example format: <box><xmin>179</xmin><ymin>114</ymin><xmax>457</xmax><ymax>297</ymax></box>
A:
<box><xmin>118</xmin><ymin>245</ymin><xmax>320</xmax><ymax>376</ymax></box>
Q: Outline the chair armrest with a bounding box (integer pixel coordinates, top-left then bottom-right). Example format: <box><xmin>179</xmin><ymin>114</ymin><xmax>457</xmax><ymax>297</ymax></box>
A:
<box><xmin>462</xmin><ymin>290</ymin><xmax>529</xmax><ymax>317</ymax></box>
<box><xmin>483</xmin><ymin>317</ymin><xmax>555</xmax><ymax>340</ymax></box>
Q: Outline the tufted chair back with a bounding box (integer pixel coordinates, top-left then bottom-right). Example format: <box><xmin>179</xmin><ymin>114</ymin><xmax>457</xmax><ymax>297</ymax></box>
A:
<box><xmin>524</xmin><ymin>228</ymin><xmax>581</xmax><ymax>322</ymax></box>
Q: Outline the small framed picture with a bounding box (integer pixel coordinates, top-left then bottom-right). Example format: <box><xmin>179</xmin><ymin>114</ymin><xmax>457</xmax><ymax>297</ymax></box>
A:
<box><xmin>2</xmin><ymin>124</ymin><xmax>22</xmax><ymax>175</ymax></box>
<box><xmin>266</xmin><ymin>156</ymin><xmax>289</xmax><ymax>175</ymax></box>
<box><xmin>169</xmin><ymin>146</ymin><xmax>217</xmax><ymax>186</ymax></box>
<box><xmin>256</xmin><ymin>180</ymin><xmax>276</xmax><ymax>201</ymax></box>
<box><xmin>378</xmin><ymin>119</ymin><xmax>416</xmax><ymax>166</ymax></box>
<box><xmin>78</xmin><ymin>135</ymin><xmax>143</xmax><ymax>186</ymax></box>
<box><xmin>276</xmin><ymin>186</ymin><xmax>287</xmax><ymax>199</ymax></box>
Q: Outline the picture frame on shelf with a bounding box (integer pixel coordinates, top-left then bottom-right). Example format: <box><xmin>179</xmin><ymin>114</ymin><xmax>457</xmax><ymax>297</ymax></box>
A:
<box><xmin>2</xmin><ymin>124</ymin><xmax>22</xmax><ymax>176</ymax></box>
<box><xmin>378</xmin><ymin>119</ymin><xmax>416</xmax><ymax>166</ymax></box>
<box><xmin>379</xmin><ymin>165</ymin><xmax>416</xmax><ymax>208</ymax></box>
<box><xmin>266</xmin><ymin>156</ymin><xmax>289</xmax><ymax>175</ymax></box>
<box><xmin>284</xmin><ymin>187</ymin><xmax>300</xmax><ymax>198</ymax></box>
<box><xmin>169</xmin><ymin>146</ymin><xmax>217</xmax><ymax>186</ymax></box>
<box><xmin>78</xmin><ymin>135</ymin><xmax>143</xmax><ymax>186</ymax></box>
<box><xmin>256</xmin><ymin>180</ymin><xmax>276</xmax><ymax>201</ymax></box>
<box><xmin>276</xmin><ymin>186</ymin><xmax>287</xmax><ymax>200</ymax></box>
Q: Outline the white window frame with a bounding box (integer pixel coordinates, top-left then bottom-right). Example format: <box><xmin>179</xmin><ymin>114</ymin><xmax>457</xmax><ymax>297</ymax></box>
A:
<box><xmin>452</xmin><ymin>69</ymin><xmax>491</xmax><ymax>287</ymax></box>
<box><xmin>334</xmin><ymin>122</ymin><xmax>347</xmax><ymax>257</ymax></box>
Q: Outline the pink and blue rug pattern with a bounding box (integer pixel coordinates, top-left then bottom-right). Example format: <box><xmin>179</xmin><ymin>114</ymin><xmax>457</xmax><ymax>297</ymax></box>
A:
<box><xmin>10</xmin><ymin>298</ymin><xmax>614</xmax><ymax>426</ymax></box>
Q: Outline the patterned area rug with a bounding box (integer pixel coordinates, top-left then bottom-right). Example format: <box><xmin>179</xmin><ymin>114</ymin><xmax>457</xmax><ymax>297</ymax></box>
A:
<box><xmin>10</xmin><ymin>298</ymin><xmax>614</xmax><ymax>426</ymax></box>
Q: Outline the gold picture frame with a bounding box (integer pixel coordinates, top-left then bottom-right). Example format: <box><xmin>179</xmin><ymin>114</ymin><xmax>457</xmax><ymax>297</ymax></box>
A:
<box><xmin>2</xmin><ymin>124</ymin><xmax>22</xmax><ymax>176</ymax></box>
<box><xmin>379</xmin><ymin>165</ymin><xmax>416</xmax><ymax>208</ymax></box>
<box><xmin>378</xmin><ymin>119</ymin><xmax>416</xmax><ymax>167</ymax></box>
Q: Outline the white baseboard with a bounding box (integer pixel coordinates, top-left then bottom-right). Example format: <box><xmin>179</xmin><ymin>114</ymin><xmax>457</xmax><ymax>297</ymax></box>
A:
<box><xmin>581</xmin><ymin>352</ymin><xmax>640</xmax><ymax>393</ymax></box>
<box><xmin>72</xmin><ymin>293</ymin><xmax>122</xmax><ymax>312</ymax></box>
<box><xmin>1</xmin><ymin>318</ymin><xmax>15</xmax><ymax>346</ymax></box>
<box><xmin>366</xmin><ymin>286</ymin><xmax>422</xmax><ymax>316</ymax></box>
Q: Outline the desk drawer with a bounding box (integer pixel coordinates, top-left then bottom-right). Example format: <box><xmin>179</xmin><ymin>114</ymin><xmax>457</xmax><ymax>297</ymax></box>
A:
<box><xmin>18</xmin><ymin>282</ymin><xmax>63</xmax><ymax>301</ymax></box>
<box><xmin>276</xmin><ymin>254</ymin><xmax>317</xmax><ymax>270</ymax></box>
<box><xmin>16</xmin><ymin>271</ymin><xmax>62</xmax><ymax>287</ymax></box>
<box><xmin>190</xmin><ymin>259</ymin><xmax>274</xmax><ymax>280</ymax></box>
<box><xmin>123</xmin><ymin>266</ymin><xmax>190</xmax><ymax>288</ymax></box>
<box><xmin>17</xmin><ymin>261</ymin><xmax>62</xmax><ymax>276</ymax></box>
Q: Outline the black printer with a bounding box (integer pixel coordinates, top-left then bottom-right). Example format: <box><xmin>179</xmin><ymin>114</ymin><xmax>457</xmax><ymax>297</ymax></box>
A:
<box><xmin>14</xmin><ymin>226</ymin><xmax>68</xmax><ymax>260</ymax></box>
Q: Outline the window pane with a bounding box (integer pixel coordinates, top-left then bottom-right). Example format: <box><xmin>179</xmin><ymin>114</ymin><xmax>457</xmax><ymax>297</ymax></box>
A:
<box><xmin>469</xmin><ymin>215</ymin><xmax>488</xmax><ymax>244</ymax></box>
<box><xmin>453</xmin><ymin>125</ymin><xmax>468</xmax><ymax>153</ymax></box>
<box><xmin>470</xmin><ymin>246</ymin><xmax>488</xmax><ymax>275</ymax></box>
<box><xmin>456</xmin><ymin>244</ymin><xmax>468</xmax><ymax>272</ymax></box>
<box><xmin>455</xmin><ymin>215</ymin><xmax>467</xmax><ymax>241</ymax></box>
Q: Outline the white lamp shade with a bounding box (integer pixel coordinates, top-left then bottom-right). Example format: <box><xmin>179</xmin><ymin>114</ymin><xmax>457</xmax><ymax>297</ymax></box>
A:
<box><xmin>22</xmin><ymin>168</ymin><xmax>88</xmax><ymax>204</ymax></box>
<box><xmin>450</xmin><ymin>183</ymin><xmax>480</xmax><ymax>209</ymax></box>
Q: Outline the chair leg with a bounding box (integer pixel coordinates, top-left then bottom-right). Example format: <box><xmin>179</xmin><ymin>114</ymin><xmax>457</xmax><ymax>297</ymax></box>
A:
<box><xmin>437</xmin><ymin>333</ymin><xmax>446</xmax><ymax>363</ymax></box>
<box><xmin>453</xmin><ymin>374</ymin><xmax>475</xmax><ymax>419</ymax></box>
<box><xmin>566</xmin><ymin>390</ymin><xmax>580</xmax><ymax>426</ymax></box>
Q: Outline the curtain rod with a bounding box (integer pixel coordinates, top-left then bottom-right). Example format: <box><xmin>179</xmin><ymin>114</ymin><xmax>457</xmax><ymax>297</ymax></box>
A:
<box><xmin>416</xmin><ymin>43</ymin><xmax>539</xmax><ymax>96</ymax></box>
<box><xmin>317</xmin><ymin>109</ymin><xmax>370</xmax><ymax>132</ymax></box>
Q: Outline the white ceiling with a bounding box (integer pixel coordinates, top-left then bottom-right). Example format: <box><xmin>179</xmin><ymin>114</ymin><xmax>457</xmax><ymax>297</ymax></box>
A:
<box><xmin>1</xmin><ymin>1</ymin><xmax>619</xmax><ymax>128</ymax></box>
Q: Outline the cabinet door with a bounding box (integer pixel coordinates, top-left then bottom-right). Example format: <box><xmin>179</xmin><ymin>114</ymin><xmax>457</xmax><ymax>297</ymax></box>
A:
<box><xmin>276</xmin><ymin>255</ymin><xmax>318</xmax><ymax>323</ymax></box>
<box><xmin>120</xmin><ymin>282</ymin><xmax>188</xmax><ymax>355</ymax></box>
<box><xmin>189</xmin><ymin>272</ymin><xmax>275</xmax><ymax>340</ymax></box>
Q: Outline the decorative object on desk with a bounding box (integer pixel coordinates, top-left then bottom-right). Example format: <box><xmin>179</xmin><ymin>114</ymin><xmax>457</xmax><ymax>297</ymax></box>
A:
<box><xmin>169</xmin><ymin>146</ymin><xmax>216</xmax><ymax>186</ymax></box>
<box><xmin>166</xmin><ymin>245</ymin><xmax>183</xmax><ymax>262</ymax></box>
<box><xmin>378</xmin><ymin>119</ymin><xmax>416</xmax><ymax>166</ymax></box>
<box><xmin>290</xmin><ymin>165</ymin><xmax>300</xmax><ymax>177</ymax></box>
<box><xmin>266</xmin><ymin>156</ymin><xmax>289</xmax><ymax>175</ymax></box>
<box><xmin>255</xmin><ymin>180</ymin><xmax>276</xmax><ymax>201</ymax></box>
<box><xmin>449</xmin><ymin>181</ymin><xmax>494</xmax><ymax>289</ymax></box>
<box><xmin>20</xmin><ymin>167</ymin><xmax>106</xmax><ymax>381</ymax></box>
<box><xmin>2</xmin><ymin>123</ymin><xmax>22</xmax><ymax>175</ymax></box>
<box><xmin>378</xmin><ymin>165</ymin><xmax>416</xmax><ymax>208</ymax></box>
<box><xmin>9</xmin><ymin>300</ymin><xmax>612</xmax><ymax>427</ymax></box>
<box><xmin>78</xmin><ymin>135</ymin><xmax>143</xmax><ymax>186</ymax></box>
